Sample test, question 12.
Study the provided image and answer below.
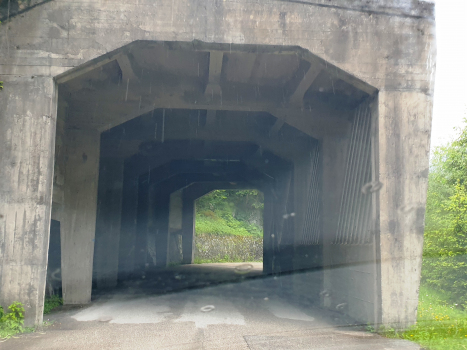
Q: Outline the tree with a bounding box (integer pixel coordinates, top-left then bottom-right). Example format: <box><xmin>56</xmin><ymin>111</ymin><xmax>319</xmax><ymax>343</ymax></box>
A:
<box><xmin>422</xmin><ymin>121</ymin><xmax>467</xmax><ymax>308</ymax></box>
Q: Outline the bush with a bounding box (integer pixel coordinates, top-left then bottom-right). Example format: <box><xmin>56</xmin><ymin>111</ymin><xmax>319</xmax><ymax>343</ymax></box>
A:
<box><xmin>0</xmin><ymin>301</ymin><xmax>25</xmax><ymax>339</ymax></box>
<box><xmin>44</xmin><ymin>295</ymin><xmax>63</xmax><ymax>315</ymax></box>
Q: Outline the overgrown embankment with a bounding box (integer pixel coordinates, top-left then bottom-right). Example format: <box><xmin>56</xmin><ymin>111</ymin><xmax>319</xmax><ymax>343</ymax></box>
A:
<box><xmin>194</xmin><ymin>233</ymin><xmax>263</xmax><ymax>263</ymax></box>
<box><xmin>194</xmin><ymin>189</ymin><xmax>263</xmax><ymax>263</ymax></box>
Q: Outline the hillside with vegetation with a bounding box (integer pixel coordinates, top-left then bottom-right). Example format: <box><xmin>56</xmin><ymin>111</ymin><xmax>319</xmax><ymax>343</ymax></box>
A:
<box><xmin>194</xmin><ymin>189</ymin><xmax>264</xmax><ymax>263</ymax></box>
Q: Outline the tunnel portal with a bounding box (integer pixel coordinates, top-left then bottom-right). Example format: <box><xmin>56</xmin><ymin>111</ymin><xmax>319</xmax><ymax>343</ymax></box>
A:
<box><xmin>47</xmin><ymin>40</ymin><xmax>379</xmax><ymax>326</ymax></box>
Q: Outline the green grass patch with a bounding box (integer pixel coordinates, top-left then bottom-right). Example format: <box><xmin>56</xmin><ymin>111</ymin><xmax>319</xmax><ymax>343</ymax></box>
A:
<box><xmin>195</xmin><ymin>215</ymin><xmax>261</xmax><ymax>237</ymax></box>
<box><xmin>380</xmin><ymin>285</ymin><xmax>467</xmax><ymax>350</ymax></box>
<box><xmin>43</xmin><ymin>295</ymin><xmax>63</xmax><ymax>315</ymax></box>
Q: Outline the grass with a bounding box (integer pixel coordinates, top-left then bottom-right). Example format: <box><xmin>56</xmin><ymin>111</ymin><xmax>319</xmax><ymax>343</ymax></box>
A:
<box><xmin>194</xmin><ymin>255</ymin><xmax>262</xmax><ymax>264</ymax></box>
<box><xmin>195</xmin><ymin>215</ymin><xmax>262</xmax><ymax>238</ymax></box>
<box><xmin>380</xmin><ymin>285</ymin><xmax>467</xmax><ymax>350</ymax></box>
<box><xmin>43</xmin><ymin>295</ymin><xmax>63</xmax><ymax>315</ymax></box>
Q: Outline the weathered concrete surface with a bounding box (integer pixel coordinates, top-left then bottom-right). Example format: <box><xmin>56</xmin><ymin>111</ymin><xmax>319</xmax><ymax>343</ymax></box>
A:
<box><xmin>4</xmin><ymin>264</ymin><xmax>420</xmax><ymax>350</ymax></box>
<box><xmin>0</xmin><ymin>0</ymin><xmax>436</xmax><ymax>328</ymax></box>
<box><xmin>0</xmin><ymin>77</ymin><xmax>57</xmax><ymax>326</ymax></box>
<box><xmin>61</xmin><ymin>129</ymin><xmax>100</xmax><ymax>304</ymax></box>
<box><xmin>378</xmin><ymin>91</ymin><xmax>432</xmax><ymax>327</ymax></box>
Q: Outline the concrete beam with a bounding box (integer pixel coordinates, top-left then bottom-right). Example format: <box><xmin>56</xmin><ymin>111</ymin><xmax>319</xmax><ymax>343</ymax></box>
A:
<box><xmin>61</xmin><ymin>129</ymin><xmax>100</xmax><ymax>305</ymax></box>
<box><xmin>0</xmin><ymin>76</ymin><xmax>57</xmax><ymax>326</ymax></box>
<box><xmin>289</xmin><ymin>65</ymin><xmax>322</xmax><ymax>106</ymax></box>
<box><xmin>269</xmin><ymin>119</ymin><xmax>285</xmax><ymax>137</ymax></box>
<box><xmin>116</xmin><ymin>54</ymin><xmax>139</xmax><ymax>82</ymax></box>
<box><xmin>65</xmin><ymin>86</ymin><xmax>350</xmax><ymax>138</ymax></box>
<box><xmin>205</xmin><ymin>51</ymin><xmax>224</xmax><ymax>98</ymax></box>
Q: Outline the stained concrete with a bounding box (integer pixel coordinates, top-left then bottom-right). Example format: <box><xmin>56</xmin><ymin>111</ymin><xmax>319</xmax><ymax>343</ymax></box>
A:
<box><xmin>61</xmin><ymin>129</ymin><xmax>100</xmax><ymax>305</ymax></box>
<box><xmin>0</xmin><ymin>0</ymin><xmax>436</xmax><ymax>329</ymax></box>
<box><xmin>0</xmin><ymin>76</ymin><xmax>57</xmax><ymax>326</ymax></box>
<box><xmin>4</xmin><ymin>264</ymin><xmax>421</xmax><ymax>350</ymax></box>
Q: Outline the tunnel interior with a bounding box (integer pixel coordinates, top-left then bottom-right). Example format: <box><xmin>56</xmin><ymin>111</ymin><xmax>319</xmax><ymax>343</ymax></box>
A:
<box><xmin>49</xmin><ymin>40</ymin><xmax>379</xmax><ymax>325</ymax></box>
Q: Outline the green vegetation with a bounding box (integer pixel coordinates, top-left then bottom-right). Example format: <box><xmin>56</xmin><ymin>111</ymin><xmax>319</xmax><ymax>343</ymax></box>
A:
<box><xmin>195</xmin><ymin>190</ymin><xmax>263</xmax><ymax>238</ymax></box>
<box><xmin>0</xmin><ymin>301</ymin><xmax>28</xmax><ymax>339</ymax></box>
<box><xmin>379</xmin><ymin>286</ymin><xmax>467</xmax><ymax>350</ymax></box>
<box><xmin>0</xmin><ymin>297</ymin><xmax>61</xmax><ymax>340</ymax></box>
<box><xmin>43</xmin><ymin>295</ymin><xmax>63</xmax><ymax>315</ymax></box>
<box><xmin>422</xmin><ymin>122</ymin><xmax>467</xmax><ymax>309</ymax></box>
<box><xmin>194</xmin><ymin>190</ymin><xmax>264</xmax><ymax>263</ymax></box>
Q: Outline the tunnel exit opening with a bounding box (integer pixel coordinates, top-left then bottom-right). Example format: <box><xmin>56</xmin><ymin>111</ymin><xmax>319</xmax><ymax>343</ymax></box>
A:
<box><xmin>193</xmin><ymin>189</ymin><xmax>264</xmax><ymax>266</ymax></box>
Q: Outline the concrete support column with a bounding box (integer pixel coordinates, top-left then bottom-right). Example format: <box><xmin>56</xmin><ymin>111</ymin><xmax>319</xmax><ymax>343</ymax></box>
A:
<box><xmin>93</xmin><ymin>158</ymin><xmax>124</xmax><ymax>289</ymax></box>
<box><xmin>153</xmin><ymin>191</ymin><xmax>171</xmax><ymax>268</ymax></box>
<box><xmin>0</xmin><ymin>76</ymin><xmax>57</xmax><ymax>326</ymax></box>
<box><xmin>262</xmin><ymin>189</ymin><xmax>274</xmax><ymax>275</ymax></box>
<box><xmin>134</xmin><ymin>175</ymin><xmax>150</xmax><ymax>275</ymax></box>
<box><xmin>61</xmin><ymin>129</ymin><xmax>100</xmax><ymax>304</ymax></box>
<box><xmin>181</xmin><ymin>192</ymin><xmax>195</xmax><ymax>264</ymax></box>
<box><xmin>118</xmin><ymin>160</ymin><xmax>139</xmax><ymax>281</ymax></box>
<box><xmin>377</xmin><ymin>91</ymin><xmax>432</xmax><ymax>327</ymax></box>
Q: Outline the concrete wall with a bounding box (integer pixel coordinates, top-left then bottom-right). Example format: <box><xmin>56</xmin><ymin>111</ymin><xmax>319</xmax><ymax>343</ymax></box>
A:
<box><xmin>0</xmin><ymin>77</ymin><xmax>57</xmax><ymax>326</ymax></box>
<box><xmin>0</xmin><ymin>0</ymin><xmax>435</xmax><ymax>326</ymax></box>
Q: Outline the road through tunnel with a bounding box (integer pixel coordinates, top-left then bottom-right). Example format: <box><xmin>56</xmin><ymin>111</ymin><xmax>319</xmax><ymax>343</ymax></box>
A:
<box><xmin>48</xmin><ymin>40</ymin><xmax>378</xmax><ymax>326</ymax></box>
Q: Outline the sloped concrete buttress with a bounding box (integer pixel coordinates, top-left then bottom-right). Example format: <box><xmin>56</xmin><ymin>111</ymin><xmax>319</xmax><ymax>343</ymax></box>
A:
<box><xmin>61</xmin><ymin>129</ymin><xmax>100</xmax><ymax>304</ymax></box>
<box><xmin>0</xmin><ymin>76</ymin><xmax>57</xmax><ymax>326</ymax></box>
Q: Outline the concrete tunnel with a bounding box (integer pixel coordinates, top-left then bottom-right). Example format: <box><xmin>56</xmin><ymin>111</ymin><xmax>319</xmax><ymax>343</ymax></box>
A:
<box><xmin>1</xmin><ymin>37</ymin><xmax>432</xmax><ymax>329</ymax></box>
<box><xmin>51</xmin><ymin>40</ymin><xmax>378</xmax><ymax>322</ymax></box>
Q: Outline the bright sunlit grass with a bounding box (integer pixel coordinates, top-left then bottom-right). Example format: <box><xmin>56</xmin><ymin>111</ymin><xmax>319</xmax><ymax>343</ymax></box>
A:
<box><xmin>382</xmin><ymin>285</ymin><xmax>467</xmax><ymax>350</ymax></box>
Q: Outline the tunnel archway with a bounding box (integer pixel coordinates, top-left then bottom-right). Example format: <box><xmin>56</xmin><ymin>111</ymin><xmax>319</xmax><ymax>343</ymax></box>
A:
<box><xmin>50</xmin><ymin>40</ymin><xmax>379</xmax><ymax>325</ymax></box>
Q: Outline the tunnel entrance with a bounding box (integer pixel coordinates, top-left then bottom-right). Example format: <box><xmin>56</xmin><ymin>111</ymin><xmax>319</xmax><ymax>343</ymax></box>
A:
<box><xmin>50</xmin><ymin>40</ymin><xmax>380</xmax><ymax>325</ymax></box>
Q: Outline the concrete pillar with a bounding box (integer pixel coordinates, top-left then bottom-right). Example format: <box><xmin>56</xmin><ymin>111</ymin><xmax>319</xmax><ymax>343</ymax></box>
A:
<box><xmin>93</xmin><ymin>158</ymin><xmax>124</xmax><ymax>289</ymax></box>
<box><xmin>0</xmin><ymin>76</ymin><xmax>57</xmax><ymax>326</ymax></box>
<box><xmin>134</xmin><ymin>175</ymin><xmax>150</xmax><ymax>275</ymax></box>
<box><xmin>378</xmin><ymin>91</ymin><xmax>432</xmax><ymax>327</ymax></box>
<box><xmin>61</xmin><ymin>129</ymin><xmax>100</xmax><ymax>304</ymax></box>
<box><xmin>153</xmin><ymin>191</ymin><xmax>171</xmax><ymax>268</ymax></box>
<box><xmin>118</xmin><ymin>160</ymin><xmax>139</xmax><ymax>281</ymax></box>
<box><xmin>181</xmin><ymin>191</ymin><xmax>195</xmax><ymax>264</ymax></box>
<box><xmin>262</xmin><ymin>189</ymin><xmax>274</xmax><ymax>275</ymax></box>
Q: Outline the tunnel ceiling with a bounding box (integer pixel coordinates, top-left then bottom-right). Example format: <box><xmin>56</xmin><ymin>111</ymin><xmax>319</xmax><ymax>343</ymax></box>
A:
<box><xmin>57</xmin><ymin>40</ymin><xmax>376</xmax><ymax>138</ymax></box>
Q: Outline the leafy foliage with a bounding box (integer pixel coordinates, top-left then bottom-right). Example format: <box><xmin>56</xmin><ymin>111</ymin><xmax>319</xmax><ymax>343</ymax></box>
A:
<box><xmin>0</xmin><ymin>301</ymin><xmax>25</xmax><ymax>339</ymax></box>
<box><xmin>422</xmin><ymin>122</ymin><xmax>467</xmax><ymax>309</ymax></box>
<box><xmin>194</xmin><ymin>190</ymin><xmax>264</xmax><ymax>263</ymax></box>
<box><xmin>195</xmin><ymin>190</ymin><xmax>263</xmax><ymax>237</ymax></box>
<box><xmin>43</xmin><ymin>295</ymin><xmax>63</xmax><ymax>315</ymax></box>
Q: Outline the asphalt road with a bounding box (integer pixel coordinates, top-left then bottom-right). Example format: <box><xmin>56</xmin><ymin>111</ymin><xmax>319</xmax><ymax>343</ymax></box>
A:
<box><xmin>4</xmin><ymin>263</ymin><xmax>420</xmax><ymax>350</ymax></box>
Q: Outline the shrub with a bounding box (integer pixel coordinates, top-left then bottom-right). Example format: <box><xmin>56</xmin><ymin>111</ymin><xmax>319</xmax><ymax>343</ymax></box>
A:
<box><xmin>0</xmin><ymin>301</ymin><xmax>25</xmax><ymax>339</ymax></box>
<box><xmin>44</xmin><ymin>295</ymin><xmax>63</xmax><ymax>315</ymax></box>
